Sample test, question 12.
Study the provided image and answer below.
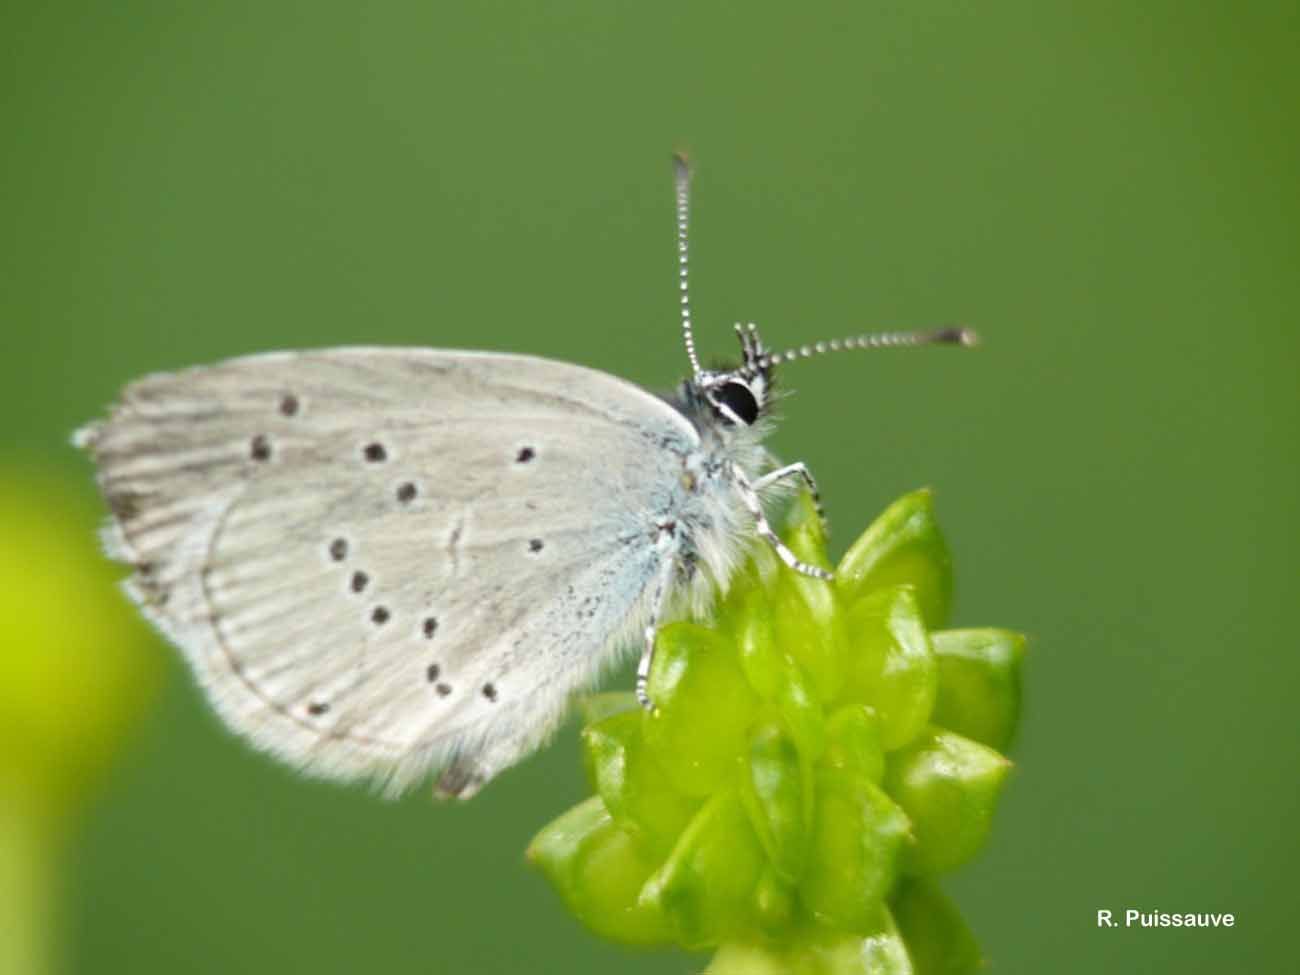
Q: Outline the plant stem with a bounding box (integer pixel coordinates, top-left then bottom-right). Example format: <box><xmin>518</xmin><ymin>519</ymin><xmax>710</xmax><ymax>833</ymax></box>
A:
<box><xmin>0</xmin><ymin>791</ymin><xmax>63</xmax><ymax>975</ymax></box>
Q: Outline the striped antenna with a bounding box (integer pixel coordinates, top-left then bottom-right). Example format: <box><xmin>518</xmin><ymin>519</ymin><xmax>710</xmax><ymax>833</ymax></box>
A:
<box><xmin>673</xmin><ymin>153</ymin><xmax>702</xmax><ymax>376</ymax></box>
<box><xmin>747</xmin><ymin>326</ymin><xmax>978</xmax><ymax>374</ymax></box>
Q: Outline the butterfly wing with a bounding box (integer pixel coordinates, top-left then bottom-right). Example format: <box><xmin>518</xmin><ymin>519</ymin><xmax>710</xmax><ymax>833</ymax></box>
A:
<box><xmin>77</xmin><ymin>348</ymin><xmax>699</xmax><ymax>796</ymax></box>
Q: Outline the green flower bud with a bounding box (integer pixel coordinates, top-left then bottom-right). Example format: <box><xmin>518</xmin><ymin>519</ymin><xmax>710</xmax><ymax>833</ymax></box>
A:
<box><xmin>837</xmin><ymin>489</ymin><xmax>953</xmax><ymax>629</ymax></box>
<box><xmin>706</xmin><ymin>910</ymin><xmax>914</xmax><ymax>975</ymax></box>
<box><xmin>822</xmin><ymin>704</ymin><xmax>885</xmax><ymax>784</ymax></box>
<box><xmin>739</xmin><ymin>722</ymin><xmax>810</xmax><ymax>883</ymax></box>
<box><xmin>752</xmin><ymin>864</ymin><xmax>797</xmax><ymax>935</ymax></box>
<box><xmin>885</xmin><ymin>729</ymin><xmax>1013</xmax><ymax>876</ymax></box>
<box><xmin>890</xmin><ymin>877</ymin><xmax>983</xmax><ymax>975</ymax></box>
<box><xmin>526</xmin><ymin>797</ymin><xmax>671</xmax><ymax>945</ymax></box>
<box><xmin>639</xmin><ymin>791</ymin><xmax>767</xmax><ymax>949</ymax></box>
<box><xmin>730</xmin><ymin>586</ymin><xmax>826</xmax><ymax>762</ymax></box>
<box><xmin>642</xmin><ymin>622</ymin><xmax>759</xmax><ymax>797</ymax></box>
<box><xmin>530</xmin><ymin>491</ymin><xmax>1025</xmax><ymax>971</ymax></box>
<box><xmin>582</xmin><ymin>710</ymin><xmax>698</xmax><ymax>857</ymax></box>
<box><xmin>772</xmin><ymin>503</ymin><xmax>844</xmax><ymax>703</ymax></box>
<box><xmin>930</xmin><ymin>629</ymin><xmax>1026</xmax><ymax>752</ymax></box>
<box><xmin>800</xmin><ymin>771</ymin><xmax>910</xmax><ymax>933</ymax></box>
<box><xmin>840</xmin><ymin>586</ymin><xmax>937</xmax><ymax>750</ymax></box>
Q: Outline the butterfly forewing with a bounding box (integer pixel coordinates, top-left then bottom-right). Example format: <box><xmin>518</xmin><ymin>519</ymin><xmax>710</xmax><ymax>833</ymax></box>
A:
<box><xmin>79</xmin><ymin>348</ymin><xmax>698</xmax><ymax>793</ymax></box>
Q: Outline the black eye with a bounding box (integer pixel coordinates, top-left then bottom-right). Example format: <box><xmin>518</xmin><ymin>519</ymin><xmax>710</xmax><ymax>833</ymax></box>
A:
<box><xmin>713</xmin><ymin>381</ymin><xmax>760</xmax><ymax>426</ymax></box>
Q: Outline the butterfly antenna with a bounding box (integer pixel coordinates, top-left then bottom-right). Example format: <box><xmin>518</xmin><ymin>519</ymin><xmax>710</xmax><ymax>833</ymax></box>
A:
<box><xmin>749</xmin><ymin>326</ymin><xmax>978</xmax><ymax>374</ymax></box>
<box><xmin>673</xmin><ymin>153</ymin><xmax>702</xmax><ymax>377</ymax></box>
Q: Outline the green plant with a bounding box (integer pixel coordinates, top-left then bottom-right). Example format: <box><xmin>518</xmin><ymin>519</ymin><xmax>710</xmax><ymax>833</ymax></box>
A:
<box><xmin>0</xmin><ymin>468</ymin><xmax>162</xmax><ymax>975</ymax></box>
<box><xmin>529</xmin><ymin>490</ymin><xmax>1024</xmax><ymax>973</ymax></box>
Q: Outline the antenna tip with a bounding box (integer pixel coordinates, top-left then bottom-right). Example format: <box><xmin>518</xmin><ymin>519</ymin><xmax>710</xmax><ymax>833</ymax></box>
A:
<box><xmin>939</xmin><ymin>326</ymin><xmax>980</xmax><ymax>347</ymax></box>
<box><xmin>672</xmin><ymin>151</ymin><xmax>692</xmax><ymax>180</ymax></box>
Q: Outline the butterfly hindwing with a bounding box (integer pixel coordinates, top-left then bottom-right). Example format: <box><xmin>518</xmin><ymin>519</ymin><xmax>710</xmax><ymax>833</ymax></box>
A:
<box><xmin>77</xmin><ymin>348</ymin><xmax>698</xmax><ymax>794</ymax></box>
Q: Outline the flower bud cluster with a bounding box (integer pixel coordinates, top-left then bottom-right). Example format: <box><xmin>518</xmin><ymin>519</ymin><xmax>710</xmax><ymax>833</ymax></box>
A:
<box><xmin>530</xmin><ymin>491</ymin><xmax>1024</xmax><ymax>973</ymax></box>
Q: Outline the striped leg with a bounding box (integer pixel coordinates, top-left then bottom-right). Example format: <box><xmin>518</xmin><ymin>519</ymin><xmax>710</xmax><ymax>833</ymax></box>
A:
<box><xmin>635</xmin><ymin>559</ymin><xmax>676</xmax><ymax>710</ymax></box>
<box><xmin>752</xmin><ymin>461</ymin><xmax>827</xmax><ymax>527</ymax></box>
<box><xmin>734</xmin><ymin>465</ymin><xmax>833</xmax><ymax>581</ymax></box>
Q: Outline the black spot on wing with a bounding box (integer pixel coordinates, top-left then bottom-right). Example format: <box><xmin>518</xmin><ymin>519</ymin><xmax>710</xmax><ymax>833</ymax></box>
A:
<box><xmin>108</xmin><ymin>490</ymin><xmax>144</xmax><ymax>522</ymax></box>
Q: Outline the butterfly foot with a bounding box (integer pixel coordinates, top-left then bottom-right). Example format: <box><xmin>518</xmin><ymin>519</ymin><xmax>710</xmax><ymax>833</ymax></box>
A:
<box><xmin>635</xmin><ymin>681</ymin><xmax>654</xmax><ymax>711</ymax></box>
<box><xmin>752</xmin><ymin>461</ymin><xmax>827</xmax><ymax>529</ymax></box>
<box><xmin>636</xmin><ymin>624</ymin><xmax>657</xmax><ymax>711</ymax></box>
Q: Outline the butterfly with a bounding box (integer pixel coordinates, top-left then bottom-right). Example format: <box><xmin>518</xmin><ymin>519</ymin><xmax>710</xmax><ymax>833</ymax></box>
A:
<box><xmin>76</xmin><ymin>155</ymin><xmax>973</xmax><ymax>799</ymax></box>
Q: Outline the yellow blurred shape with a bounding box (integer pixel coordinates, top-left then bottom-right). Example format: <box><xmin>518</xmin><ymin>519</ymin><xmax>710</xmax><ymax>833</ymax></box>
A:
<box><xmin>0</xmin><ymin>466</ymin><xmax>162</xmax><ymax>815</ymax></box>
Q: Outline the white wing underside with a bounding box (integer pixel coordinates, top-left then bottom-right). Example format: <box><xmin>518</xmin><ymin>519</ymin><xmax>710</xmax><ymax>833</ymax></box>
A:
<box><xmin>77</xmin><ymin>348</ymin><xmax>700</xmax><ymax>795</ymax></box>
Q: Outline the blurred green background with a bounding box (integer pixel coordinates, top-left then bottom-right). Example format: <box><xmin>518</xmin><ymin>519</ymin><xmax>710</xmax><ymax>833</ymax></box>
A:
<box><xmin>2</xmin><ymin>1</ymin><xmax>1296</xmax><ymax>972</ymax></box>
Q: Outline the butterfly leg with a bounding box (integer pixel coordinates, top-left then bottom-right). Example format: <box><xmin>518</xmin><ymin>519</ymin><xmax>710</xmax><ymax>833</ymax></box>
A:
<box><xmin>734</xmin><ymin>466</ymin><xmax>834</xmax><ymax>582</ymax></box>
<box><xmin>635</xmin><ymin>559</ymin><xmax>676</xmax><ymax>711</ymax></box>
<box><xmin>752</xmin><ymin>461</ymin><xmax>827</xmax><ymax>527</ymax></box>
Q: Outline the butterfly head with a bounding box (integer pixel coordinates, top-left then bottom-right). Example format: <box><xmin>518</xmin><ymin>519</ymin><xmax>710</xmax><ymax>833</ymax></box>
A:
<box><xmin>669</xmin><ymin>154</ymin><xmax>976</xmax><ymax>436</ymax></box>
<box><xmin>692</xmin><ymin>323</ymin><xmax>773</xmax><ymax>428</ymax></box>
